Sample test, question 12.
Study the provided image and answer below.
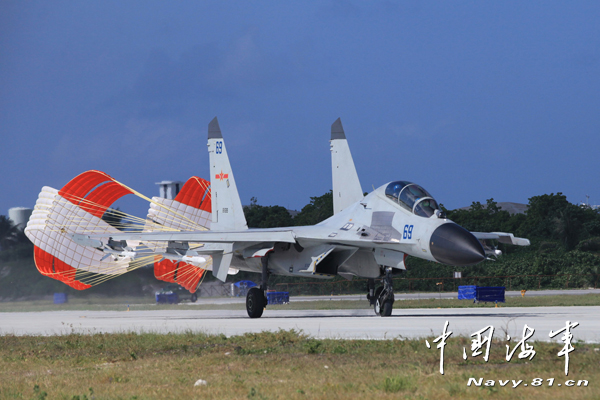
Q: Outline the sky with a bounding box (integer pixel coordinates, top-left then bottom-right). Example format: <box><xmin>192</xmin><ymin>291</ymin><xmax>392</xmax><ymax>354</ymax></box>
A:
<box><xmin>1</xmin><ymin>1</ymin><xmax>599</xmax><ymax>219</ymax></box>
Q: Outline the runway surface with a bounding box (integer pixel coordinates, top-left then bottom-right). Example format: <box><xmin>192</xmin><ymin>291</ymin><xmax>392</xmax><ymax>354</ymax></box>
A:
<box><xmin>2</xmin><ymin>306</ymin><xmax>599</xmax><ymax>342</ymax></box>
<box><xmin>190</xmin><ymin>288</ymin><xmax>599</xmax><ymax>305</ymax></box>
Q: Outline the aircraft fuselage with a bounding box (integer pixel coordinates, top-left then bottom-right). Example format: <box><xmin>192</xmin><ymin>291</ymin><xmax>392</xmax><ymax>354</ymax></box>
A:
<box><xmin>230</xmin><ymin>183</ymin><xmax>485</xmax><ymax>280</ymax></box>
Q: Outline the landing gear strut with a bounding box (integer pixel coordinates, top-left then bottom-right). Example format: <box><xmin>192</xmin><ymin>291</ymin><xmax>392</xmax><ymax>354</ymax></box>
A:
<box><xmin>373</xmin><ymin>267</ymin><xmax>394</xmax><ymax>317</ymax></box>
<box><xmin>246</xmin><ymin>256</ymin><xmax>269</xmax><ymax>318</ymax></box>
<box><xmin>367</xmin><ymin>279</ymin><xmax>375</xmax><ymax>305</ymax></box>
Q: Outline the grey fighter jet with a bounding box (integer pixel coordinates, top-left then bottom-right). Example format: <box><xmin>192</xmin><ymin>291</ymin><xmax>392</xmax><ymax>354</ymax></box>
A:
<box><xmin>74</xmin><ymin>117</ymin><xmax>529</xmax><ymax>318</ymax></box>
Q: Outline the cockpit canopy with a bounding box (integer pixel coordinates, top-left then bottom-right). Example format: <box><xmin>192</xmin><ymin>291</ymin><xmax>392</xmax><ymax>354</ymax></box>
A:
<box><xmin>385</xmin><ymin>181</ymin><xmax>440</xmax><ymax>218</ymax></box>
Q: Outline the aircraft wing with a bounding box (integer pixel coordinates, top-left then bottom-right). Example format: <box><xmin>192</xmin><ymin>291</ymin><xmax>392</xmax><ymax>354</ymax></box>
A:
<box><xmin>73</xmin><ymin>229</ymin><xmax>297</xmax><ymax>282</ymax></box>
<box><xmin>75</xmin><ymin>225</ymin><xmax>416</xmax><ymax>253</ymax></box>
<box><xmin>471</xmin><ymin>231</ymin><xmax>530</xmax><ymax>246</ymax></box>
<box><xmin>73</xmin><ymin>223</ymin><xmax>417</xmax><ymax>282</ymax></box>
<box><xmin>76</xmin><ymin>229</ymin><xmax>297</xmax><ymax>244</ymax></box>
<box><xmin>290</xmin><ymin>225</ymin><xmax>417</xmax><ymax>251</ymax></box>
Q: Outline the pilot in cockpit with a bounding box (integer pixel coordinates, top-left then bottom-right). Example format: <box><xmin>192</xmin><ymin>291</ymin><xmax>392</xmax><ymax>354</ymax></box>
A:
<box><xmin>385</xmin><ymin>181</ymin><xmax>440</xmax><ymax>218</ymax></box>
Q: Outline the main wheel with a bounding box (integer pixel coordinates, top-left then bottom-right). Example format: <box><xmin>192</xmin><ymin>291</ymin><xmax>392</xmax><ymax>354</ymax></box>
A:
<box><xmin>190</xmin><ymin>293</ymin><xmax>198</xmax><ymax>303</ymax></box>
<box><xmin>373</xmin><ymin>286</ymin><xmax>384</xmax><ymax>316</ymax></box>
<box><xmin>246</xmin><ymin>287</ymin><xmax>265</xmax><ymax>318</ymax></box>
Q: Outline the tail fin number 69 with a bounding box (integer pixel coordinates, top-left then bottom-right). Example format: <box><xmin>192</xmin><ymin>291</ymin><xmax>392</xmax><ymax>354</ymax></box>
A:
<box><xmin>403</xmin><ymin>225</ymin><xmax>414</xmax><ymax>240</ymax></box>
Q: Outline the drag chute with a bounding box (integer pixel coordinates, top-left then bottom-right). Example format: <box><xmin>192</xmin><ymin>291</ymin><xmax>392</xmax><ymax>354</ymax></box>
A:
<box><xmin>153</xmin><ymin>259</ymin><xmax>205</xmax><ymax>293</ymax></box>
<box><xmin>146</xmin><ymin>176</ymin><xmax>211</xmax><ymax>232</ymax></box>
<box><xmin>25</xmin><ymin>171</ymin><xmax>215</xmax><ymax>294</ymax></box>
<box><xmin>148</xmin><ymin>177</ymin><xmax>212</xmax><ymax>292</ymax></box>
<box><xmin>25</xmin><ymin>171</ymin><xmax>137</xmax><ymax>289</ymax></box>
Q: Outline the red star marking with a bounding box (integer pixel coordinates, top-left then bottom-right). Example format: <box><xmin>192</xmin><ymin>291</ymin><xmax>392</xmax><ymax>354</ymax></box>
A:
<box><xmin>215</xmin><ymin>170</ymin><xmax>229</xmax><ymax>181</ymax></box>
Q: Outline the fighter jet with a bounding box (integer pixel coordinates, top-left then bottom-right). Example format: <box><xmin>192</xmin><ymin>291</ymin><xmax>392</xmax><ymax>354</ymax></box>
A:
<box><xmin>73</xmin><ymin>117</ymin><xmax>529</xmax><ymax>318</ymax></box>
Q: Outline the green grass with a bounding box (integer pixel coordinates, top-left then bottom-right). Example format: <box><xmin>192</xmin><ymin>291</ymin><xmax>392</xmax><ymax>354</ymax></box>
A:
<box><xmin>1</xmin><ymin>293</ymin><xmax>600</xmax><ymax>312</ymax></box>
<box><xmin>0</xmin><ymin>330</ymin><xmax>598</xmax><ymax>399</ymax></box>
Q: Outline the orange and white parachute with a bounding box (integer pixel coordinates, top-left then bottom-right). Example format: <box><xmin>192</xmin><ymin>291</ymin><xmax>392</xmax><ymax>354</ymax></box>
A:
<box><xmin>25</xmin><ymin>170</ymin><xmax>213</xmax><ymax>292</ymax></box>
<box><xmin>147</xmin><ymin>177</ymin><xmax>212</xmax><ymax>293</ymax></box>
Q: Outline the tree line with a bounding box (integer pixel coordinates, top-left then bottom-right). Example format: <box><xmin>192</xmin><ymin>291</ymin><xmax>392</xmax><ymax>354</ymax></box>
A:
<box><xmin>241</xmin><ymin>191</ymin><xmax>600</xmax><ymax>292</ymax></box>
<box><xmin>244</xmin><ymin>191</ymin><xmax>600</xmax><ymax>252</ymax></box>
<box><xmin>0</xmin><ymin>215</ymin><xmax>31</xmax><ymax>257</ymax></box>
<box><xmin>1</xmin><ymin>190</ymin><xmax>599</xmax><ymax>297</ymax></box>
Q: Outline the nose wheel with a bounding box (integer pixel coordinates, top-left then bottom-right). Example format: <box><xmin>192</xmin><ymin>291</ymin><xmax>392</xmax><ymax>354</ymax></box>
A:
<box><xmin>373</xmin><ymin>267</ymin><xmax>394</xmax><ymax>317</ymax></box>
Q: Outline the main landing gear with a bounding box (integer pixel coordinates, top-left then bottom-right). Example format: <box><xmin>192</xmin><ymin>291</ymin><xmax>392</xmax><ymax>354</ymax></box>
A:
<box><xmin>246</xmin><ymin>256</ymin><xmax>269</xmax><ymax>318</ymax></box>
<box><xmin>367</xmin><ymin>267</ymin><xmax>394</xmax><ymax>317</ymax></box>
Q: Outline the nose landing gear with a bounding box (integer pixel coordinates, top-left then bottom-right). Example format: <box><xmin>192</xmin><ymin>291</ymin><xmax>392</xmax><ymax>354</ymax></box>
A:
<box><xmin>371</xmin><ymin>267</ymin><xmax>394</xmax><ymax>317</ymax></box>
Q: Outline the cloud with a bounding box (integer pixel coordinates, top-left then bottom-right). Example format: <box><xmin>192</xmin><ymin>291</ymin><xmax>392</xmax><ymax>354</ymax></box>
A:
<box><xmin>120</xmin><ymin>118</ymin><xmax>198</xmax><ymax>157</ymax></box>
<box><xmin>317</xmin><ymin>0</ymin><xmax>415</xmax><ymax>19</ymax></box>
<box><xmin>318</xmin><ymin>0</ymin><xmax>362</xmax><ymax>18</ymax></box>
<box><xmin>389</xmin><ymin>118</ymin><xmax>457</xmax><ymax>141</ymax></box>
<box><xmin>48</xmin><ymin>118</ymin><xmax>198</xmax><ymax>174</ymax></box>
<box><xmin>120</xmin><ymin>26</ymin><xmax>329</xmax><ymax>122</ymax></box>
<box><xmin>213</xmin><ymin>28</ymin><xmax>264</xmax><ymax>86</ymax></box>
<box><xmin>128</xmin><ymin>28</ymin><xmax>277</xmax><ymax>112</ymax></box>
<box><xmin>49</xmin><ymin>133</ymin><xmax>105</xmax><ymax>169</ymax></box>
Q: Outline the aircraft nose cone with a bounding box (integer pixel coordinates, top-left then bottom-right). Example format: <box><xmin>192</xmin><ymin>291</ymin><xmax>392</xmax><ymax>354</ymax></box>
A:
<box><xmin>429</xmin><ymin>223</ymin><xmax>485</xmax><ymax>266</ymax></box>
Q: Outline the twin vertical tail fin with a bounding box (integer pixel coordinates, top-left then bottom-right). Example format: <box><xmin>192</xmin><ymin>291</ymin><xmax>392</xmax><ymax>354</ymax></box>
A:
<box><xmin>207</xmin><ymin>117</ymin><xmax>247</xmax><ymax>281</ymax></box>
<box><xmin>207</xmin><ymin>117</ymin><xmax>248</xmax><ymax>231</ymax></box>
<box><xmin>330</xmin><ymin>118</ymin><xmax>363</xmax><ymax>214</ymax></box>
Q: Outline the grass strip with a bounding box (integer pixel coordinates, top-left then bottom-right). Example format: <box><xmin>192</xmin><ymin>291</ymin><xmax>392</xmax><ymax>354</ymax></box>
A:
<box><xmin>0</xmin><ymin>330</ymin><xmax>598</xmax><ymax>399</ymax></box>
